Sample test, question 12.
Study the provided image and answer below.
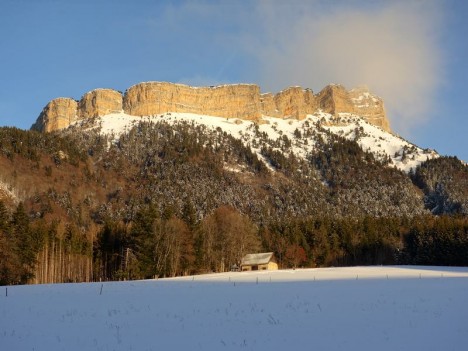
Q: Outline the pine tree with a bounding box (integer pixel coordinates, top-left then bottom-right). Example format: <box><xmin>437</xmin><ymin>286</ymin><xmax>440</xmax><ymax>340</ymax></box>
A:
<box><xmin>0</xmin><ymin>201</ymin><xmax>10</xmax><ymax>232</ymax></box>
<box><xmin>182</xmin><ymin>200</ymin><xmax>197</xmax><ymax>230</ymax></box>
<box><xmin>11</xmin><ymin>202</ymin><xmax>36</xmax><ymax>283</ymax></box>
<box><xmin>131</xmin><ymin>204</ymin><xmax>160</xmax><ymax>279</ymax></box>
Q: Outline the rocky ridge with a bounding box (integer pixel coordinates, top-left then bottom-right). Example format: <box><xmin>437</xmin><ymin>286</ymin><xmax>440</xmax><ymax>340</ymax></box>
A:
<box><xmin>32</xmin><ymin>82</ymin><xmax>390</xmax><ymax>133</ymax></box>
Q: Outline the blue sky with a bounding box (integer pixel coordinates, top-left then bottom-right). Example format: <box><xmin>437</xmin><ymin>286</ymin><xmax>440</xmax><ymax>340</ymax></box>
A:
<box><xmin>1</xmin><ymin>0</ymin><xmax>467</xmax><ymax>161</ymax></box>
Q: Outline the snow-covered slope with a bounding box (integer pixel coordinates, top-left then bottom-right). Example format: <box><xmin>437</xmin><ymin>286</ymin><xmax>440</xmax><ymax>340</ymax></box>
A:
<box><xmin>71</xmin><ymin>111</ymin><xmax>438</xmax><ymax>172</ymax></box>
<box><xmin>1</xmin><ymin>266</ymin><xmax>467</xmax><ymax>351</ymax></box>
<box><xmin>0</xmin><ymin>180</ymin><xmax>19</xmax><ymax>204</ymax></box>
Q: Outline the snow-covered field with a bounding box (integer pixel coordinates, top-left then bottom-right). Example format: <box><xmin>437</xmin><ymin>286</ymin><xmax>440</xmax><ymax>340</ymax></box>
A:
<box><xmin>1</xmin><ymin>266</ymin><xmax>467</xmax><ymax>351</ymax></box>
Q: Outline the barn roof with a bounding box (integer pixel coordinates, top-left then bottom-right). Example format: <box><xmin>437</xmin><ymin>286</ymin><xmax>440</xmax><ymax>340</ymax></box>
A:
<box><xmin>241</xmin><ymin>252</ymin><xmax>274</xmax><ymax>266</ymax></box>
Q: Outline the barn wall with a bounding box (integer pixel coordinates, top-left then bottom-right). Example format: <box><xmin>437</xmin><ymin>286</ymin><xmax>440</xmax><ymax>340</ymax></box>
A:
<box><xmin>268</xmin><ymin>262</ymin><xmax>279</xmax><ymax>270</ymax></box>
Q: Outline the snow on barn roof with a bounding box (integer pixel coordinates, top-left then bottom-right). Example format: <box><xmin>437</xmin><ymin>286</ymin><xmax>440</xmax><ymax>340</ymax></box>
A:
<box><xmin>241</xmin><ymin>252</ymin><xmax>274</xmax><ymax>266</ymax></box>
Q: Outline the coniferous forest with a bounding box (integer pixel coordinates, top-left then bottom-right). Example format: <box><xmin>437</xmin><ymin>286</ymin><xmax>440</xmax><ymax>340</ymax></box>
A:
<box><xmin>0</xmin><ymin>122</ymin><xmax>467</xmax><ymax>285</ymax></box>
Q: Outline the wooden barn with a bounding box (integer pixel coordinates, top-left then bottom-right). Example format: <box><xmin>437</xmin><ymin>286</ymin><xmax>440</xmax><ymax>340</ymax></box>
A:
<box><xmin>240</xmin><ymin>252</ymin><xmax>278</xmax><ymax>271</ymax></box>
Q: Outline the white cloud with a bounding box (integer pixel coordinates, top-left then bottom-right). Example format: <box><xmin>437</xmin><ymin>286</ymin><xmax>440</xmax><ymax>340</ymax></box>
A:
<box><xmin>249</xmin><ymin>0</ymin><xmax>444</xmax><ymax>134</ymax></box>
<box><xmin>143</xmin><ymin>1</ymin><xmax>444</xmax><ymax>135</ymax></box>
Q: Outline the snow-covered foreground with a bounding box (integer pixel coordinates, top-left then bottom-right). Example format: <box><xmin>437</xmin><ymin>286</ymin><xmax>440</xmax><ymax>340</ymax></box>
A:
<box><xmin>1</xmin><ymin>266</ymin><xmax>468</xmax><ymax>351</ymax></box>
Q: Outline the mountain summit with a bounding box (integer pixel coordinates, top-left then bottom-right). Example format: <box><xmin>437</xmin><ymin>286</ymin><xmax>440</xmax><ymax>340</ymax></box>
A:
<box><xmin>31</xmin><ymin>82</ymin><xmax>390</xmax><ymax>133</ymax></box>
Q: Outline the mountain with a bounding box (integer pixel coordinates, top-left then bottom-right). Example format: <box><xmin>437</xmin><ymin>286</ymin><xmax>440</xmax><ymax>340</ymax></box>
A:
<box><xmin>31</xmin><ymin>81</ymin><xmax>436</xmax><ymax>174</ymax></box>
<box><xmin>31</xmin><ymin>81</ymin><xmax>390</xmax><ymax>132</ymax></box>
<box><xmin>0</xmin><ymin>81</ymin><xmax>467</xmax><ymax>285</ymax></box>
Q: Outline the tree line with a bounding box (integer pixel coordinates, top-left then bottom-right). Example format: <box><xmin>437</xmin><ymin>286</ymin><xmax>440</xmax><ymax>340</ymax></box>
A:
<box><xmin>0</xmin><ymin>201</ymin><xmax>92</xmax><ymax>285</ymax></box>
<box><xmin>2</xmin><ymin>199</ymin><xmax>467</xmax><ymax>285</ymax></box>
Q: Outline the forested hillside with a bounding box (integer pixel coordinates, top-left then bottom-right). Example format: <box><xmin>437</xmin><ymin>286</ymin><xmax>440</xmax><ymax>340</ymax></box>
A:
<box><xmin>0</xmin><ymin>121</ymin><xmax>467</xmax><ymax>285</ymax></box>
<box><xmin>411</xmin><ymin>156</ymin><xmax>468</xmax><ymax>215</ymax></box>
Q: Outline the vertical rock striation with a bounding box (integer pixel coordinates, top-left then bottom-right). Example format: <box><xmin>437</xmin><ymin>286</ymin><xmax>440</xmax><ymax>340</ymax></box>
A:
<box><xmin>273</xmin><ymin>87</ymin><xmax>318</xmax><ymax>120</ymax></box>
<box><xmin>78</xmin><ymin>89</ymin><xmax>123</xmax><ymax>119</ymax></box>
<box><xmin>123</xmin><ymin>82</ymin><xmax>262</xmax><ymax>120</ymax></box>
<box><xmin>317</xmin><ymin>84</ymin><xmax>355</xmax><ymax>115</ymax></box>
<box><xmin>32</xmin><ymin>98</ymin><xmax>78</xmax><ymax>132</ymax></box>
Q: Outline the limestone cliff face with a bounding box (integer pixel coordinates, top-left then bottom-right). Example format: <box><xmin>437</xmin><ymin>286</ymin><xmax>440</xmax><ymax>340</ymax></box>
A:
<box><xmin>349</xmin><ymin>86</ymin><xmax>390</xmax><ymax>131</ymax></box>
<box><xmin>317</xmin><ymin>85</ymin><xmax>355</xmax><ymax>115</ymax></box>
<box><xmin>273</xmin><ymin>87</ymin><xmax>317</xmax><ymax>120</ymax></box>
<box><xmin>260</xmin><ymin>93</ymin><xmax>278</xmax><ymax>117</ymax></box>
<box><xmin>78</xmin><ymin>89</ymin><xmax>123</xmax><ymax>119</ymax></box>
<box><xmin>32</xmin><ymin>81</ymin><xmax>390</xmax><ymax>132</ymax></box>
<box><xmin>123</xmin><ymin>82</ymin><xmax>261</xmax><ymax>120</ymax></box>
<box><xmin>316</xmin><ymin>84</ymin><xmax>390</xmax><ymax>131</ymax></box>
<box><xmin>31</xmin><ymin>98</ymin><xmax>78</xmax><ymax>132</ymax></box>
